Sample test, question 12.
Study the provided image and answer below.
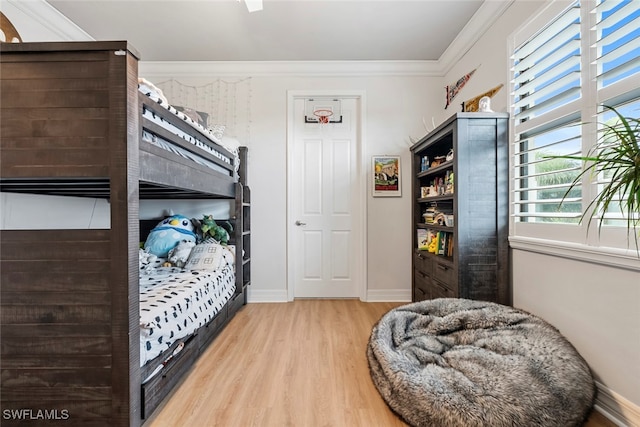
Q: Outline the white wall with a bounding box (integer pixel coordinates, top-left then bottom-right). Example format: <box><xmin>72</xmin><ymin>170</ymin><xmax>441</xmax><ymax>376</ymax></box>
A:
<box><xmin>137</xmin><ymin>69</ymin><xmax>443</xmax><ymax>302</ymax></box>
<box><xmin>4</xmin><ymin>0</ymin><xmax>639</xmax><ymax>423</ymax></box>
<box><xmin>442</xmin><ymin>0</ymin><xmax>640</xmax><ymax>424</ymax></box>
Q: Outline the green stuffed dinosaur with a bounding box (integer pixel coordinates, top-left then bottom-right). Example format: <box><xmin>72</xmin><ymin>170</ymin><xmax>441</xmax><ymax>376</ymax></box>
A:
<box><xmin>200</xmin><ymin>215</ymin><xmax>233</xmax><ymax>245</ymax></box>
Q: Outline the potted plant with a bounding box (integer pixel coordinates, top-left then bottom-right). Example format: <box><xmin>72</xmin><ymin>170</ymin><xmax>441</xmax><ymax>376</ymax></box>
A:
<box><xmin>546</xmin><ymin>105</ymin><xmax>639</xmax><ymax>247</ymax></box>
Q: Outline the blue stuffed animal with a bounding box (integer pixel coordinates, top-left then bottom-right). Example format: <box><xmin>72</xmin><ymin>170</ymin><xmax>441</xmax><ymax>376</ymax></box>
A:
<box><xmin>144</xmin><ymin>215</ymin><xmax>196</xmax><ymax>258</ymax></box>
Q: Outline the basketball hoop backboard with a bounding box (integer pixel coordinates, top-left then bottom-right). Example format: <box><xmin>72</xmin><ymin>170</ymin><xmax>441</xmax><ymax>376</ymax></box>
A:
<box><xmin>304</xmin><ymin>98</ymin><xmax>343</xmax><ymax>123</ymax></box>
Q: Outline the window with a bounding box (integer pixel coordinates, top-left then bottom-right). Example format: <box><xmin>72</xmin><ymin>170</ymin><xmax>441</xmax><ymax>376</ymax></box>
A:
<box><xmin>510</xmin><ymin>0</ymin><xmax>640</xmax><ymax>254</ymax></box>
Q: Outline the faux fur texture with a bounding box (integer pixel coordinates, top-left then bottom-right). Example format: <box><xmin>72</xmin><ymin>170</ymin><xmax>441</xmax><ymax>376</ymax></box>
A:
<box><xmin>367</xmin><ymin>298</ymin><xmax>595</xmax><ymax>427</ymax></box>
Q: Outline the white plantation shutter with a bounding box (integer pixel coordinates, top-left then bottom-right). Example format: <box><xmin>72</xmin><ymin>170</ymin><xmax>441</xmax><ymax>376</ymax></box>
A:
<box><xmin>512</xmin><ymin>5</ymin><xmax>581</xmax><ymax>123</ymax></box>
<box><xmin>512</xmin><ymin>3</ymin><xmax>583</xmax><ymax>225</ymax></box>
<box><xmin>510</xmin><ymin>0</ymin><xmax>640</xmax><ymax>250</ymax></box>
<box><xmin>595</xmin><ymin>0</ymin><xmax>640</xmax><ymax>89</ymax></box>
<box><xmin>593</xmin><ymin>0</ymin><xmax>640</xmax><ymax>228</ymax></box>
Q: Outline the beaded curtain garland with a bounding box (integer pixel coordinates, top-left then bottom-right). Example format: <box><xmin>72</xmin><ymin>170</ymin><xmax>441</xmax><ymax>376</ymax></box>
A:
<box><xmin>155</xmin><ymin>78</ymin><xmax>252</xmax><ymax>144</ymax></box>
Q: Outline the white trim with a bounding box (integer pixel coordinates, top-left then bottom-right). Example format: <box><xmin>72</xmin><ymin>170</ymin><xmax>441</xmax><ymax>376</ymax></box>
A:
<box><xmin>365</xmin><ymin>289</ymin><xmax>412</xmax><ymax>303</ymax></box>
<box><xmin>140</xmin><ymin>60</ymin><xmax>441</xmax><ymax>78</ymax></box>
<box><xmin>286</xmin><ymin>90</ymin><xmax>367</xmax><ymax>302</ymax></box>
<box><xmin>594</xmin><ymin>380</ymin><xmax>640</xmax><ymax>427</ymax></box>
<box><xmin>509</xmin><ymin>236</ymin><xmax>640</xmax><ymax>272</ymax></box>
<box><xmin>438</xmin><ymin>0</ymin><xmax>516</xmax><ymax>75</ymax></box>
<box><xmin>246</xmin><ymin>288</ymin><xmax>288</xmax><ymax>303</ymax></box>
<box><xmin>5</xmin><ymin>0</ymin><xmax>93</xmax><ymax>41</ymax></box>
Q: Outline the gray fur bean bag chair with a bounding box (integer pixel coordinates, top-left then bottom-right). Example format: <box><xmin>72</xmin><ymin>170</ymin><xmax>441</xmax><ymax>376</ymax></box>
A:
<box><xmin>367</xmin><ymin>298</ymin><xmax>595</xmax><ymax>427</ymax></box>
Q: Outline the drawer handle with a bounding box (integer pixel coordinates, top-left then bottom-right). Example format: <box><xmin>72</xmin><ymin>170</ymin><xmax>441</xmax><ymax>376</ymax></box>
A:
<box><xmin>437</xmin><ymin>264</ymin><xmax>449</xmax><ymax>271</ymax></box>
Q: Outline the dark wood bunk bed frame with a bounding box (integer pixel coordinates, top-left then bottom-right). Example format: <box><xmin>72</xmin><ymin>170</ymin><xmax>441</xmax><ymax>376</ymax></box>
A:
<box><xmin>0</xmin><ymin>41</ymin><xmax>251</xmax><ymax>426</ymax></box>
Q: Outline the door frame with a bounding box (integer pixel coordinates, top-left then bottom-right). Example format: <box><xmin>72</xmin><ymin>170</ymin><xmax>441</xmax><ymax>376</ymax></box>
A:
<box><xmin>286</xmin><ymin>89</ymin><xmax>367</xmax><ymax>301</ymax></box>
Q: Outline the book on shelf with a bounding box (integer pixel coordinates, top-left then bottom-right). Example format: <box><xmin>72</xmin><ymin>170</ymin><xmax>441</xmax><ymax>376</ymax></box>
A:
<box><xmin>434</xmin><ymin>230</ymin><xmax>454</xmax><ymax>257</ymax></box>
<box><xmin>417</xmin><ymin>229</ymin><xmax>453</xmax><ymax>256</ymax></box>
<box><xmin>417</xmin><ymin>229</ymin><xmax>429</xmax><ymax>250</ymax></box>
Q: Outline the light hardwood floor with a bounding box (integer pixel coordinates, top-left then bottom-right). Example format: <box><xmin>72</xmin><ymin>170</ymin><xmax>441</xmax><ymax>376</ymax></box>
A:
<box><xmin>145</xmin><ymin>300</ymin><xmax>616</xmax><ymax>427</ymax></box>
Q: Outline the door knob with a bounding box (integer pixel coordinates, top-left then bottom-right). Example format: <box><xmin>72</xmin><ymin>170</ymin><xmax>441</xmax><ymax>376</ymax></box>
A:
<box><xmin>295</xmin><ymin>220</ymin><xmax>307</xmax><ymax>226</ymax></box>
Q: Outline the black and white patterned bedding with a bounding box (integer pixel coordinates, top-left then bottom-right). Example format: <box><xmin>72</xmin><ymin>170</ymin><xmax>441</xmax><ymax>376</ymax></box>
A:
<box><xmin>139</xmin><ymin>255</ymin><xmax>235</xmax><ymax>367</ymax></box>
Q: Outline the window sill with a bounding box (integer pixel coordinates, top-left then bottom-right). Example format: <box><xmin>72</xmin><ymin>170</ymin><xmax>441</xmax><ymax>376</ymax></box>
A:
<box><xmin>509</xmin><ymin>236</ymin><xmax>640</xmax><ymax>272</ymax></box>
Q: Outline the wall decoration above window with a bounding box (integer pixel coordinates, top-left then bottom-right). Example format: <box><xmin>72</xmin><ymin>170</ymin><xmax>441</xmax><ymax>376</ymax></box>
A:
<box><xmin>445</xmin><ymin>68</ymin><xmax>476</xmax><ymax>109</ymax></box>
<box><xmin>461</xmin><ymin>83</ymin><xmax>503</xmax><ymax>112</ymax></box>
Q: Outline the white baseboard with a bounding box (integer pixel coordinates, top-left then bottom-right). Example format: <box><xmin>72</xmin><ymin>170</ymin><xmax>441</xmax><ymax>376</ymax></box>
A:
<box><xmin>595</xmin><ymin>380</ymin><xmax>640</xmax><ymax>427</ymax></box>
<box><xmin>245</xmin><ymin>288</ymin><xmax>412</xmax><ymax>303</ymax></box>
<box><xmin>246</xmin><ymin>288</ymin><xmax>288</xmax><ymax>303</ymax></box>
<box><xmin>365</xmin><ymin>289</ymin><xmax>412</xmax><ymax>302</ymax></box>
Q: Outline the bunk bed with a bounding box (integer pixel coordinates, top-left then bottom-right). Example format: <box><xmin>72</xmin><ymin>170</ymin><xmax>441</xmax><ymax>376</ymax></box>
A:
<box><xmin>0</xmin><ymin>41</ymin><xmax>251</xmax><ymax>426</ymax></box>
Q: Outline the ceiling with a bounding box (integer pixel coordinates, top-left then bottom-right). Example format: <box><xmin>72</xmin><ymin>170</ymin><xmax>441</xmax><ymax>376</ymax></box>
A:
<box><xmin>46</xmin><ymin>0</ymin><xmax>487</xmax><ymax>62</ymax></box>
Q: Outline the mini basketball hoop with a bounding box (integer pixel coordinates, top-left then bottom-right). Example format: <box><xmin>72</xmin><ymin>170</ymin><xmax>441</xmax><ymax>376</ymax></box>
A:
<box><xmin>313</xmin><ymin>109</ymin><xmax>333</xmax><ymax>124</ymax></box>
<box><xmin>304</xmin><ymin>98</ymin><xmax>343</xmax><ymax>124</ymax></box>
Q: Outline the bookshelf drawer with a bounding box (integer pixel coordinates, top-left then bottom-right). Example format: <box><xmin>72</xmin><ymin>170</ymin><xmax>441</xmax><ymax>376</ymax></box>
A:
<box><xmin>415</xmin><ymin>269</ymin><xmax>431</xmax><ymax>299</ymax></box>
<box><xmin>414</xmin><ymin>283</ymin><xmax>429</xmax><ymax>301</ymax></box>
<box><xmin>414</xmin><ymin>251</ymin><xmax>432</xmax><ymax>275</ymax></box>
<box><xmin>433</xmin><ymin>261</ymin><xmax>456</xmax><ymax>290</ymax></box>
<box><xmin>432</xmin><ymin>278</ymin><xmax>456</xmax><ymax>298</ymax></box>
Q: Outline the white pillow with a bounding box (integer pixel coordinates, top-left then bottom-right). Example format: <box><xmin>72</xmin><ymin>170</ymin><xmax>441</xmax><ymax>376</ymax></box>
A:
<box><xmin>185</xmin><ymin>242</ymin><xmax>225</xmax><ymax>271</ymax></box>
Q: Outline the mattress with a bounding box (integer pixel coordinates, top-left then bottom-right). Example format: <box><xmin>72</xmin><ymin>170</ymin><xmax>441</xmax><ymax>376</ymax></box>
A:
<box><xmin>139</xmin><ymin>251</ymin><xmax>236</xmax><ymax>368</ymax></box>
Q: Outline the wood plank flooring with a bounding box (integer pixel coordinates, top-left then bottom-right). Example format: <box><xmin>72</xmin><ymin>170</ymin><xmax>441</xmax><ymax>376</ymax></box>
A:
<box><xmin>145</xmin><ymin>300</ymin><xmax>616</xmax><ymax>427</ymax></box>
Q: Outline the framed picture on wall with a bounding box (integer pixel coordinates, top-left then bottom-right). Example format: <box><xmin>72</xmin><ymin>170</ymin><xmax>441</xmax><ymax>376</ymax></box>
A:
<box><xmin>372</xmin><ymin>155</ymin><xmax>401</xmax><ymax>197</ymax></box>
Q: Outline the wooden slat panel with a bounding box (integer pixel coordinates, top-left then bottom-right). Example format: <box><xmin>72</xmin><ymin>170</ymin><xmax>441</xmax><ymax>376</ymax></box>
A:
<box><xmin>1</xmin><ymin>355</ymin><xmax>111</xmax><ymax>370</ymax></box>
<box><xmin>1</xmin><ymin>368</ymin><xmax>112</xmax><ymax>387</ymax></box>
<box><xmin>140</xmin><ymin>144</ymin><xmax>235</xmax><ymax>197</ymax></box>
<box><xmin>1</xmin><ymin>77</ymin><xmax>109</xmax><ymax>92</ymax></box>
<box><xmin>1</xmin><ymin>152</ymin><xmax>109</xmax><ymax>178</ymax></box>
<box><xmin>2</xmin><ymin>323</ymin><xmax>111</xmax><ymax>337</ymax></box>
<box><xmin>2</xmin><ymin>117</ymin><xmax>109</xmax><ymax>138</ymax></box>
<box><xmin>1</xmin><ymin>261</ymin><xmax>110</xmax><ymax>292</ymax></box>
<box><xmin>2</xmin><ymin>291</ymin><xmax>111</xmax><ymax>305</ymax></box>
<box><xmin>1</xmin><ymin>335</ymin><xmax>111</xmax><ymax>355</ymax></box>
<box><xmin>1</xmin><ymin>305</ymin><xmax>111</xmax><ymax>324</ymax></box>
<box><xmin>0</xmin><ymin>59</ymin><xmax>109</xmax><ymax>80</ymax></box>
<box><xmin>0</xmin><ymin>50</ymin><xmax>112</xmax><ymax>180</ymax></box>
<box><xmin>1</xmin><ymin>89</ymin><xmax>110</xmax><ymax>109</ymax></box>
<box><xmin>0</xmin><ymin>386</ymin><xmax>111</xmax><ymax>401</ymax></box>
<box><xmin>0</xmin><ymin>221</ymin><xmax>117</xmax><ymax>422</ymax></box>
<box><xmin>0</xmin><ymin>241</ymin><xmax>108</xmax><ymax>260</ymax></box>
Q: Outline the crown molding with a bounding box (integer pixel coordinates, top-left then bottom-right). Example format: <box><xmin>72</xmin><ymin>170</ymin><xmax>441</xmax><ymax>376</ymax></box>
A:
<box><xmin>438</xmin><ymin>0</ymin><xmax>516</xmax><ymax>75</ymax></box>
<box><xmin>5</xmin><ymin>0</ymin><xmax>93</xmax><ymax>41</ymax></box>
<box><xmin>139</xmin><ymin>60</ymin><xmax>441</xmax><ymax>78</ymax></box>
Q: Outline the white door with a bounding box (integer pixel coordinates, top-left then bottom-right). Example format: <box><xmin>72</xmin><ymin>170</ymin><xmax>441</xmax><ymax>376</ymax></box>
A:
<box><xmin>289</xmin><ymin>96</ymin><xmax>362</xmax><ymax>298</ymax></box>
